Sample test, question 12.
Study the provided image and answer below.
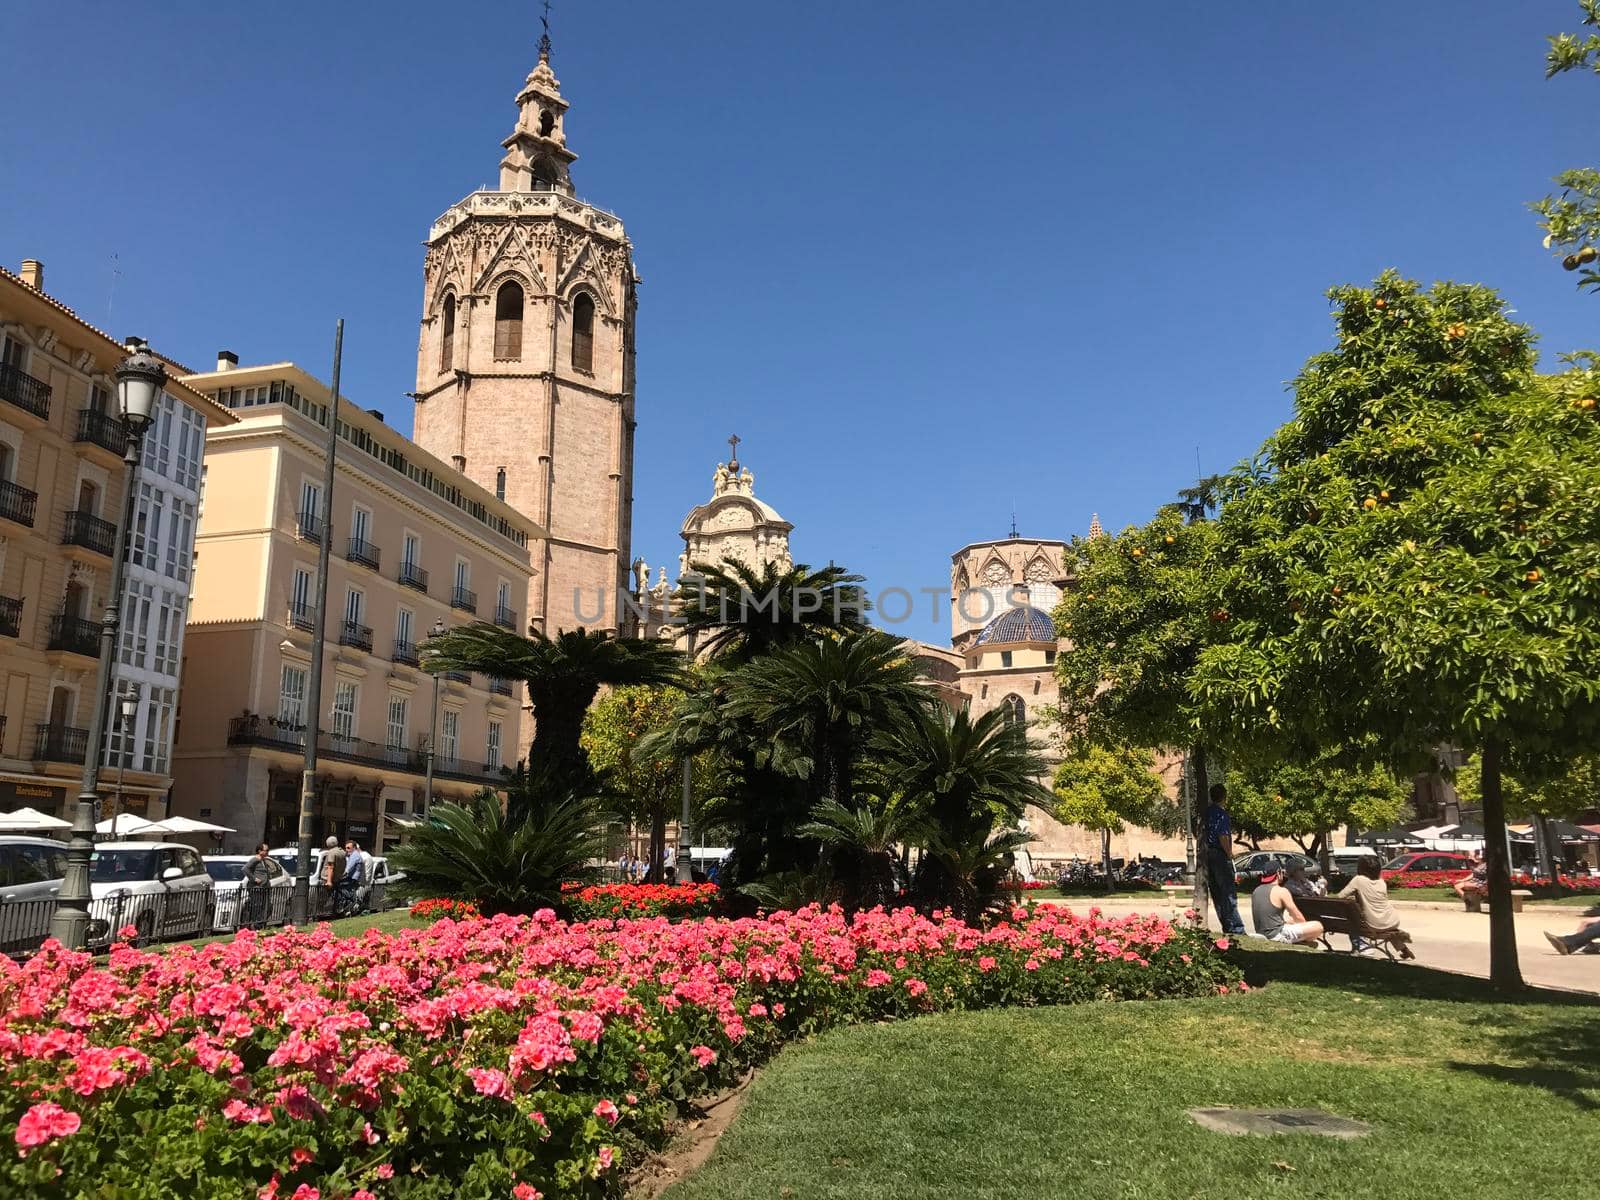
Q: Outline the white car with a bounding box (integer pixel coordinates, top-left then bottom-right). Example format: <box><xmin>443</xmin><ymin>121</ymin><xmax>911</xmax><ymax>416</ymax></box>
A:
<box><xmin>0</xmin><ymin>836</ymin><xmax>68</xmax><ymax>955</ymax></box>
<box><xmin>89</xmin><ymin>842</ymin><xmax>215</xmax><ymax>946</ymax></box>
<box><xmin>204</xmin><ymin>855</ymin><xmax>293</xmax><ymax>931</ymax></box>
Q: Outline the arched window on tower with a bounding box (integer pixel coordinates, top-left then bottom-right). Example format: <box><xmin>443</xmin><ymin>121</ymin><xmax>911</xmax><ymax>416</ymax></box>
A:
<box><xmin>571</xmin><ymin>293</ymin><xmax>595</xmax><ymax>372</ymax></box>
<box><xmin>439</xmin><ymin>294</ymin><xmax>456</xmax><ymax>372</ymax></box>
<box><xmin>493</xmin><ymin>282</ymin><xmax>523</xmax><ymax>360</ymax></box>
<box><xmin>1002</xmin><ymin>693</ymin><xmax>1026</xmax><ymax>728</ymax></box>
<box><xmin>538</xmin><ymin>109</ymin><xmax>555</xmax><ymax>137</ymax></box>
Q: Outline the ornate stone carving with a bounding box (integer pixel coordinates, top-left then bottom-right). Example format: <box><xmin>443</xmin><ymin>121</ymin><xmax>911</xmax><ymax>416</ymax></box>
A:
<box><xmin>982</xmin><ymin>559</ymin><xmax>1009</xmax><ymax>585</ymax></box>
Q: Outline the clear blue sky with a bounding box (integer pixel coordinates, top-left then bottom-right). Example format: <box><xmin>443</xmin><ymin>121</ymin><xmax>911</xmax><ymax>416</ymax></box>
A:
<box><xmin>2</xmin><ymin>1</ymin><xmax>1594</xmax><ymax>643</ymax></box>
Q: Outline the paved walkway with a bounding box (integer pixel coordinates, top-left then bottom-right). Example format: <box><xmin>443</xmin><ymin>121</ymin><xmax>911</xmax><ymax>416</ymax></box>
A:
<box><xmin>1043</xmin><ymin>894</ymin><xmax>1600</xmax><ymax>995</ymax></box>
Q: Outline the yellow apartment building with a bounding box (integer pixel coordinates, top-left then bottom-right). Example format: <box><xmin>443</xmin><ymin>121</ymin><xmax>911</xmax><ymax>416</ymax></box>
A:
<box><xmin>0</xmin><ymin>261</ymin><xmax>234</xmax><ymax>821</ymax></box>
<box><xmin>171</xmin><ymin>357</ymin><xmax>541</xmax><ymax>854</ymax></box>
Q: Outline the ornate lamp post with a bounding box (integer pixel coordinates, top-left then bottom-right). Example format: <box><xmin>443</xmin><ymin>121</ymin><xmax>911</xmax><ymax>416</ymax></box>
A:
<box><xmin>107</xmin><ymin>688</ymin><xmax>139</xmax><ymax>838</ymax></box>
<box><xmin>48</xmin><ymin>344</ymin><xmax>165</xmax><ymax>949</ymax></box>
<box><xmin>423</xmin><ymin>618</ymin><xmax>446</xmax><ymax>816</ymax></box>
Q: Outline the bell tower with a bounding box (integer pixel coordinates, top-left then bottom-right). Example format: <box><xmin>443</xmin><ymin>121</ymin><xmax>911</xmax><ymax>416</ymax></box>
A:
<box><xmin>412</xmin><ymin>28</ymin><xmax>638</xmax><ymax>634</ymax></box>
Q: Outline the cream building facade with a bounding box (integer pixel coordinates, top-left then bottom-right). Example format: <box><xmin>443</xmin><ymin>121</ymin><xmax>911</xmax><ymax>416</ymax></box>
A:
<box><xmin>411</xmin><ymin>36</ymin><xmax>638</xmax><ymax>636</ymax></box>
<box><xmin>0</xmin><ymin>261</ymin><xmax>233</xmax><ymax>823</ymax></box>
<box><xmin>170</xmin><ymin>359</ymin><xmax>540</xmax><ymax>854</ymax></box>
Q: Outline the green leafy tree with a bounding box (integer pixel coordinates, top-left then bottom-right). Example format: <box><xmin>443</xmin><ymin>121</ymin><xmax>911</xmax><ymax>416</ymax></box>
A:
<box><xmin>582</xmin><ymin>684</ymin><xmax>718</xmax><ymax>882</ymax></box>
<box><xmin>1194</xmin><ymin>272</ymin><xmax>1600</xmax><ymax>987</ymax></box>
<box><xmin>1222</xmin><ymin>753</ymin><xmax>1411</xmax><ymax>860</ymax></box>
<box><xmin>1533</xmin><ymin>1</ymin><xmax>1600</xmax><ymax>291</ymax></box>
<box><xmin>1052</xmin><ymin>743</ymin><xmax>1172</xmax><ymax>886</ymax></box>
<box><xmin>1449</xmin><ymin>753</ymin><xmax>1599</xmax><ymax>875</ymax></box>
<box><xmin>423</xmin><ymin>623</ymin><xmax>683</xmax><ymax>807</ymax></box>
<box><xmin>673</xmin><ymin>558</ymin><xmax>870</xmax><ymax>661</ymax></box>
<box><xmin>797</xmin><ymin>799</ymin><xmax>929</xmax><ymax>911</ymax></box>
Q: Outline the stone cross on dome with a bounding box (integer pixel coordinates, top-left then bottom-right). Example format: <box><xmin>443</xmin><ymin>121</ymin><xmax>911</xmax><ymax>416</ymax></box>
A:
<box><xmin>727</xmin><ymin>433</ymin><xmax>741</xmax><ymax>471</ymax></box>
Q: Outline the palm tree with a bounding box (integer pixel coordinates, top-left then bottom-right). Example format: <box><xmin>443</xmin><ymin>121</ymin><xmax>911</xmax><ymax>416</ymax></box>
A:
<box><xmin>387</xmin><ymin>784</ymin><xmax>607</xmax><ymax>915</ymax></box>
<box><xmin>798</xmin><ymin>798</ymin><xmax>928</xmax><ymax>911</ymax></box>
<box><xmin>725</xmin><ymin>628</ymin><xmax>930</xmax><ymax>811</ymax></box>
<box><xmin>1175</xmin><ymin>473</ymin><xmax>1230</xmax><ymax>524</ymax></box>
<box><xmin>424</xmin><ymin>623</ymin><xmax>683</xmax><ymax>803</ymax></box>
<box><xmin>673</xmin><ymin>558</ymin><xmax>870</xmax><ymax>661</ymax></box>
<box><xmin>920</xmin><ymin>827</ymin><xmax>1036</xmax><ymax>924</ymax></box>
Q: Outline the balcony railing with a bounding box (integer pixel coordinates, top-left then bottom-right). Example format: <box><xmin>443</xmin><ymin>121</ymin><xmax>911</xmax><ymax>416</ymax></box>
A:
<box><xmin>47</xmin><ymin>613</ymin><xmax>100</xmax><ymax>657</ymax></box>
<box><xmin>399</xmin><ymin>561</ymin><xmax>428</xmax><ymax>593</ymax></box>
<box><xmin>0</xmin><ymin>594</ymin><xmax>21</xmax><ymax>638</ymax></box>
<box><xmin>34</xmin><ymin>723</ymin><xmax>88</xmax><ymax>764</ymax></box>
<box><xmin>338</xmin><ymin>620</ymin><xmax>373</xmax><ymax>652</ymax></box>
<box><xmin>287</xmin><ymin>602</ymin><xmax>315</xmax><ymax>632</ymax></box>
<box><xmin>393</xmin><ymin>638</ymin><xmax>420</xmax><ymax>667</ymax></box>
<box><xmin>227</xmin><ymin>715</ymin><xmax>502</xmax><ymax>782</ymax></box>
<box><xmin>62</xmin><ymin>510</ymin><xmax>117</xmax><ymax>557</ymax></box>
<box><xmin>0</xmin><ymin>479</ymin><xmax>36</xmax><ymax>527</ymax></box>
<box><xmin>493</xmin><ymin>604</ymin><xmax>518</xmax><ymax>630</ymax></box>
<box><xmin>451</xmin><ymin>585</ymin><xmax>477</xmax><ymax>614</ymax></box>
<box><xmin>296</xmin><ymin>512</ymin><xmax>322</xmax><ymax>544</ymax></box>
<box><xmin>74</xmin><ymin>409</ymin><xmax>128</xmax><ymax>455</ymax></box>
<box><xmin>0</xmin><ymin>363</ymin><xmax>51</xmax><ymax>420</ymax></box>
<box><xmin>346</xmin><ymin>536</ymin><xmax>381</xmax><ymax>571</ymax></box>
<box><xmin>443</xmin><ymin>670</ymin><xmax>472</xmax><ymax>686</ymax></box>
<box><xmin>489</xmin><ymin>677</ymin><xmax>514</xmax><ymax>697</ymax></box>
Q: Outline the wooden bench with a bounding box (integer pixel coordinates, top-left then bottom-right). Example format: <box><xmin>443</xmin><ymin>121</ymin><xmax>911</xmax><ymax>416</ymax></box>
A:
<box><xmin>1463</xmin><ymin>889</ymin><xmax>1532</xmax><ymax>914</ymax></box>
<box><xmin>1295</xmin><ymin>895</ymin><xmax>1416</xmax><ymax>961</ymax></box>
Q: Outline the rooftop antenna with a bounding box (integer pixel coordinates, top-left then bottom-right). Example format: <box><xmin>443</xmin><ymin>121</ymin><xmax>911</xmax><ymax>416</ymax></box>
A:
<box><xmin>538</xmin><ymin>0</ymin><xmax>552</xmax><ymax>59</ymax></box>
<box><xmin>106</xmin><ymin>253</ymin><xmax>121</xmax><ymax>325</ymax></box>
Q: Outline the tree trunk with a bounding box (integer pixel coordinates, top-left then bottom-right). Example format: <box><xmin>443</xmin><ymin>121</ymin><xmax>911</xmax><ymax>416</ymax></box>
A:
<box><xmin>647</xmin><ymin>808</ymin><xmax>667</xmax><ymax>884</ymax></box>
<box><xmin>1101</xmin><ymin>826</ymin><xmax>1113</xmax><ymax>892</ymax></box>
<box><xmin>1190</xmin><ymin>746</ymin><xmax>1210</xmax><ymax>925</ymax></box>
<box><xmin>1316</xmin><ymin>830</ymin><xmax>1332</xmax><ymax>881</ymax></box>
<box><xmin>1533</xmin><ymin>813</ymin><xmax>1555</xmax><ymax>880</ymax></box>
<box><xmin>1479</xmin><ymin>739</ymin><xmax>1524</xmax><ymax>990</ymax></box>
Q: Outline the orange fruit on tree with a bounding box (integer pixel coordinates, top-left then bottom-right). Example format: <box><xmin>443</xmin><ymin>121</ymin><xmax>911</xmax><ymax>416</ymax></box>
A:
<box><xmin>1526</xmin><ymin>569</ymin><xmax>1541</xmax><ymax>583</ymax></box>
<box><xmin>1363</xmin><ymin>497</ymin><xmax>1378</xmax><ymax>510</ymax></box>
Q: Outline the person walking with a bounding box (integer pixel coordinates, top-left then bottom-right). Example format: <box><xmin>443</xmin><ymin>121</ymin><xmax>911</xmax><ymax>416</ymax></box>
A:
<box><xmin>1201</xmin><ymin>784</ymin><xmax>1247</xmax><ymax>935</ymax></box>
<box><xmin>318</xmin><ymin>836</ymin><xmax>346</xmax><ymax>918</ymax></box>
<box><xmin>342</xmin><ymin>840</ymin><xmax>367</xmax><ymax>914</ymax></box>
<box><xmin>243</xmin><ymin>843</ymin><xmax>274</xmax><ymax>929</ymax></box>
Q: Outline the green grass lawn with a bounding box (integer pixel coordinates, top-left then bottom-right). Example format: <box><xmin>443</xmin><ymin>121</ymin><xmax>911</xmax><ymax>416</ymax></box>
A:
<box><xmin>147</xmin><ymin>908</ymin><xmax>419</xmax><ymax>953</ymax></box>
<box><xmin>1385</xmin><ymin>886</ymin><xmax>1598</xmax><ymax>907</ymax></box>
<box><xmin>664</xmin><ymin>946</ymin><xmax>1600</xmax><ymax>1200</ymax></box>
<box><xmin>1030</xmin><ymin>885</ymin><xmax>1599</xmax><ymax>909</ymax></box>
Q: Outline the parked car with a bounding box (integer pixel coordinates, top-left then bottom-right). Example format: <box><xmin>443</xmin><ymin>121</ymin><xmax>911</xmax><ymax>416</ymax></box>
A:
<box><xmin>360</xmin><ymin>856</ymin><xmax>405</xmax><ymax>912</ymax></box>
<box><xmin>1381</xmin><ymin>851</ymin><xmax>1476</xmax><ymax>880</ymax></box>
<box><xmin>204</xmin><ymin>854</ymin><xmax>293</xmax><ymax>931</ymax></box>
<box><xmin>88</xmin><ymin>842</ymin><xmax>215</xmax><ymax>945</ymax></box>
<box><xmin>0</xmin><ymin>836</ymin><xmax>67</xmax><ymax>955</ymax></box>
<box><xmin>1232</xmin><ymin>851</ymin><xmax>1320</xmax><ymax>890</ymax></box>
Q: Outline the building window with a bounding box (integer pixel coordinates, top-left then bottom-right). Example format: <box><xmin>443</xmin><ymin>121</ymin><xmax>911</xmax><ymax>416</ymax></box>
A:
<box><xmin>439</xmin><ymin>294</ymin><xmax>456</xmax><ymax>372</ymax></box>
<box><xmin>493</xmin><ymin>282</ymin><xmax>524</xmax><ymax>360</ymax></box>
<box><xmin>495</xmin><ymin>467</ymin><xmax>506</xmax><ymax>502</ymax></box>
<box><xmin>332</xmin><ymin>682</ymin><xmax>358</xmax><ymax>742</ymax></box>
<box><xmin>144</xmin><ymin>687</ymin><xmax>176</xmax><ymax>773</ymax></box>
<box><xmin>291</xmin><ymin>567</ymin><xmax>313</xmax><ymax>620</ymax></box>
<box><xmin>1002</xmin><ymin>693</ymin><xmax>1025</xmax><ymax>727</ymax></box>
<box><xmin>396</xmin><ymin>607</ymin><xmax>414</xmax><ymax>649</ymax></box>
<box><xmin>387</xmin><ymin>695</ymin><xmax>408</xmax><ymax>751</ymax></box>
<box><xmin>344</xmin><ymin>588</ymin><xmax>364</xmax><ymax>626</ymax></box>
<box><xmin>1045</xmin><ymin>649</ymin><xmax>1056</xmax><ymax>665</ymax></box>
<box><xmin>402</xmin><ymin>533</ymin><xmax>420</xmax><ymax>569</ymax></box>
<box><xmin>571</xmin><ymin>292</ymin><xmax>595</xmax><ymax>372</ymax></box>
<box><xmin>486</xmin><ymin>720</ymin><xmax>502</xmax><ymax>771</ymax></box>
<box><xmin>1000</xmin><ymin>650</ymin><xmax>1013</xmax><ymax>668</ymax></box>
<box><xmin>440</xmin><ymin>710</ymin><xmax>459</xmax><ymax>763</ymax></box>
<box><xmin>278</xmin><ymin>664</ymin><xmax>307</xmax><ymax>728</ymax></box>
<box><xmin>351</xmin><ymin>504</ymin><xmax>372</xmax><ymax>546</ymax></box>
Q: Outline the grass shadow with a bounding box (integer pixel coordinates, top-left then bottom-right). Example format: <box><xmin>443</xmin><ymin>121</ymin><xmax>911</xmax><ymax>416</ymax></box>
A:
<box><xmin>1234</xmin><ymin>944</ymin><xmax>1600</xmax><ymax>1008</ymax></box>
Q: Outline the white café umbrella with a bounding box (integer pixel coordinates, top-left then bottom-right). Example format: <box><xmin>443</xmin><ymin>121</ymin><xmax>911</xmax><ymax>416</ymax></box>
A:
<box><xmin>94</xmin><ymin>814</ymin><xmax>163</xmax><ymax>837</ymax></box>
<box><xmin>0</xmin><ymin>807</ymin><xmax>72</xmax><ymax>832</ymax></box>
<box><xmin>146</xmin><ymin>815</ymin><xmax>236</xmax><ymax>835</ymax></box>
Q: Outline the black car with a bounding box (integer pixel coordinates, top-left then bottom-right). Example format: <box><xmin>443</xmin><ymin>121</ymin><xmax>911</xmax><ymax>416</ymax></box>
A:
<box><xmin>1230</xmin><ymin>851</ymin><xmax>1320</xmax><ymax>891</ymax></box>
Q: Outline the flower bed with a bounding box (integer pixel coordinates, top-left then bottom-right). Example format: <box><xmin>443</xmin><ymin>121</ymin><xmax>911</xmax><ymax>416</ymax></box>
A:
<box><xmin>560</xmin><ymin>881</ymin><xmax>721</xmax><ymax>921</ymax></box>
<box><xmin>1387</xmin><ymin>870</ymin><xmax>1600</xmax><ymax>898</ymax></box>
<box><xmin>0</xmin><ymin>905</ymin><xmax>1239</xmax><ymax>1198</ymax></box>
<box><xmin>407</xmin><ymin>898</ymin><xmax>481</xmax><ymax>921</ymax></box>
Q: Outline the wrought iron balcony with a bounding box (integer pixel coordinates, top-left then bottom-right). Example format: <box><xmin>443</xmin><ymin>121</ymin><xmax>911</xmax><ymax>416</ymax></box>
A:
<box><xmin>34</xmin><ymin>723</ymin><xmax>88</xmax><ymax>764</ymax></box>
<box><xmin>399</xmin><ymin>561</ymin><xmax>429</xmax><ymax>593</ymax></box>
<box><xmin>228</xmin><ymin>715</ymin><xmax>501</xmax><ymax>782</ymax></box>
<box><xmin>0</xmin><ymin>594</ymin><xmax>22</xmax><ymax>638</ymax></box>
<box><xmin>338</xmin><ymin>620</ymin><xmax>374</xmax><ymax>652</ymax></box>
<box><xmin>296</xmin><ymin>512</ymin><xmax>322</xmax><ymax>544</ymax></box>
<box><xmin>0</xmin><ymin>479</ymin><xmax>37</xmax><ymax>527</ymax></box>
<box><xmin>47</xmin><ymin>613</ymin><xmax>100</xmax><ymax>657</ymax></box>
<box><xmin>393</xmin><ymin>638</ymin><xmax>420</xmax><ymax>667</ymax></box>
<box><xmin>493</xmin><ymin>604</ymin><xmax>518</xmax><ymax>630</ymax></box>
<box><xmin>443</xmin><ymin>670</ymin><xmax>472</xmax><ymax>685</ymax></box>
<box><xmin>0</xmin><ymin>363</ymin><xmax>50</xmax><ymax>420</ymax></box>
<box><xmin>62</xmin><ymin>510</ymin><xmax>117</xmax><ymax>557</ymax></box>
<box><xmin>450</xmin><ymin>585</ymin><xmax>477</xmax><ymax>614</ymax></box>
<box><xmin>287</xmin><ymin>602</ymin><xmax>315</xmax><ymax>632</ymax></box>
<box><xmin>489</xmin><ymin>677</ymin><xmax>514</xmax><ymax>697</ymax></box>
<box><xmin>346</xmin><ymin>536</ymin><xmax>381</xmax><ymax>571</ymax></box>
<box><xmin>74</xmin><ymin>409</ymin><xmax>128</xmax><ymax>455</ymax></box>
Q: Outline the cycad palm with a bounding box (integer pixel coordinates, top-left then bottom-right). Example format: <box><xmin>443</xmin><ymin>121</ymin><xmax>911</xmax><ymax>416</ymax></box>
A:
<box><xmin>424</xmin><ymin>623</ymin><xmax>683</xmax><ymax>801</ymax></box>
<box><xmin>921</xmin><ymin>827</ymin><xmax>1035</xmax><ymax>924</ymax></box>
<box><xmin>674</xmin><ymin>558</ymin><xmax>870</xmax><ymax>661</ymax></box>
<box><xmin>798</xmin><ymin>798</ymin><xmax>928</xmax><ymax>910</ymax></box>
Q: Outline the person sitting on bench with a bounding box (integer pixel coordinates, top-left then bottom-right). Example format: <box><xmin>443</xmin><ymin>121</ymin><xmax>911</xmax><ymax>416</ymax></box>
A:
<box><xmin>1544</xmin><ymin>915</ymin><xmax>1600</xmax><ymax>956</ymax></box>
<box><xmin>1452</xmin><ymin>849</ymin><xmax>1488</xmax><ymax>903</ymax></box>
<box><xmin>1337</xmin><ymin>855</ymin><xmax>1413</xmax><ymax>957</ymax></box>
<box><xmin>1251</xmin><ymin>865</ymin><xmax>1325</xmax><ymax>946</ymax></box>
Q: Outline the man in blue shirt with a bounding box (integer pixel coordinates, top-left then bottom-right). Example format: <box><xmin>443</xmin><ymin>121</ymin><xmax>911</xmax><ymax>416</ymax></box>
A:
<box><xmin>1202</xmin><ymin>784</ymin><xmax>1247</xmax><ymax>935</ymax></box>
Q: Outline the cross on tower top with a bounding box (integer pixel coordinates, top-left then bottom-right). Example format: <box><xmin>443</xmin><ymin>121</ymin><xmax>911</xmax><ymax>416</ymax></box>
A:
<box><xmin>539</xmin><ymin>0</ymin><xmax>552</xmax><ymax>60</ymax></box>
<box><xmin>728</xmin><ymin>434</ymin><xmax>741</xmax><ymax>467</ymax></box>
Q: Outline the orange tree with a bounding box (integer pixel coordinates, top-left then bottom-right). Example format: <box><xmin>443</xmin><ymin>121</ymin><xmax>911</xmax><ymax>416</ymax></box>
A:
<box><xmin>1534</xmin><ymin>1</ymin><xmax>1600</xmax><ymax>291</ymax></box>
<box><xmin>1193</xmin><ymin>271</ymin><xmax>1600</xmax><ymax>988</ymax></box>
<box><xmin>1052</xmin><ymin>743</ymin><xmax>1175</xmax><ymax>887</ymax></box>
<box><xmin>1221</xmin><ymin>751</ymin><xmax>1411</xmax><ymax>862</ymax></box>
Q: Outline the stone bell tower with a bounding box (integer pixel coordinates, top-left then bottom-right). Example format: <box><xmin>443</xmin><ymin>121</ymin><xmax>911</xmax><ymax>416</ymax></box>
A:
<box><xmin>412</xmin><ymin>27</ymin><xmax>638</xmax><ymax>634</ymax></box>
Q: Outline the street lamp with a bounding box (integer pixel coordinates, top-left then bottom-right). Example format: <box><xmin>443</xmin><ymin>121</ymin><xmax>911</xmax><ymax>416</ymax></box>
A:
<box><xmin>423</xmin><ymin>618</ymin><xmax>446</xmax><ymax>816</ymax></box>
<box><xmin>48</xmin><ymin>343</ymin><xmax>165</xmax><ymax>949</ymax></box>
<box><xmin>107</xmin><ymin>689</ymin><xmax>139</xmax><ymax>839</ymax></box>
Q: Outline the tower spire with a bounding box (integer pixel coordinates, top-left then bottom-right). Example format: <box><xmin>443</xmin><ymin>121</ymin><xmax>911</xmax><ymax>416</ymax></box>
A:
<box><xmin>499</xmin><ymin>5</ymin><xmax>577</xmax><ymax>194</ymax></box>
<box><xmin>538</xmin><ymin>0</ymin><xmax>552</xmax><ymax>62</ymax></box>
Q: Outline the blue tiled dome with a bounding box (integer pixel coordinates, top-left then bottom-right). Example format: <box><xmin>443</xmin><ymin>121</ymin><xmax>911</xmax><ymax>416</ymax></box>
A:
<box><xmin>976</xmin><ymin>605</ymin><xmax>1056</xmax><ymax>645</ymax></box>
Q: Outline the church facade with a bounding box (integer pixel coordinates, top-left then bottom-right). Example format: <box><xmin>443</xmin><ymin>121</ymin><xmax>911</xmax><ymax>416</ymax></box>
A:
<box><xmin>411</xmin><ymin>34</ymin><xmax>637</xmax><ymax>636</ymax></box>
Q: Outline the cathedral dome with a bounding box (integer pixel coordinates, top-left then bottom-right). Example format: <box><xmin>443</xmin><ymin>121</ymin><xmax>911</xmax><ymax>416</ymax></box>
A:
<box><xmin>975</xmin><ymin>605</ymin><xmax>1056</xmax><ymax>645</ymax></box>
